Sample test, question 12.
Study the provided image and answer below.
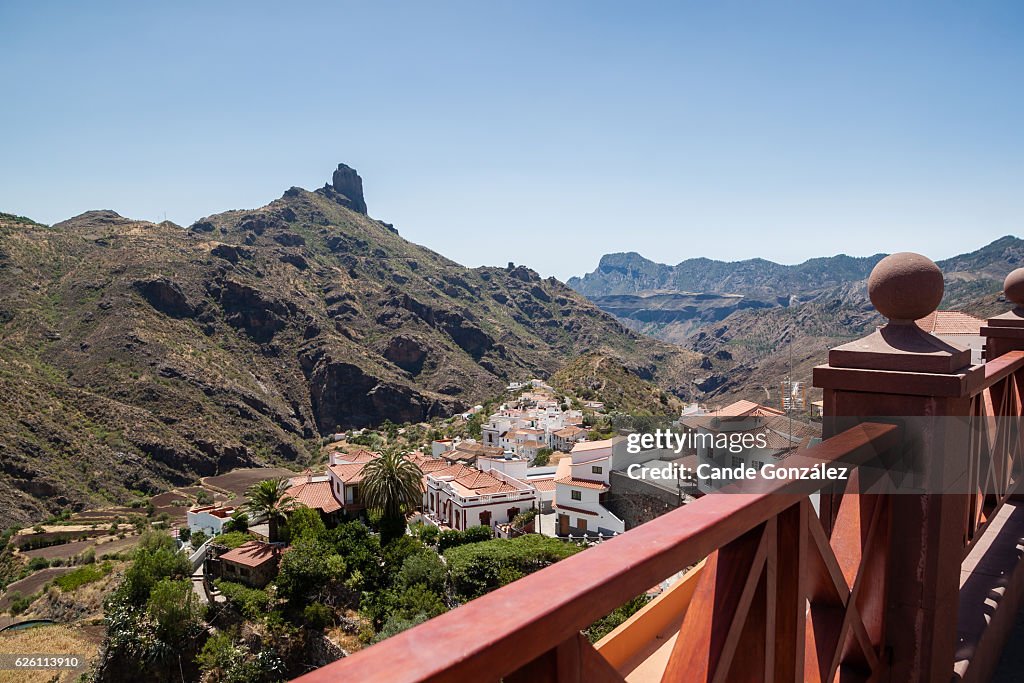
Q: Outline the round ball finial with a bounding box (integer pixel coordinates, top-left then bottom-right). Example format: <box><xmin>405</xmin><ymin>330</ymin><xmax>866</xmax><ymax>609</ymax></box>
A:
<box><xmin>867</xmin><ymin>252</ymin><xmax>944</xmax><ymax>323</ymax></box>
<box><xmin>1004</xmin><ymin>268</ymin><xmax>1024</xmax><ymax>307</ymax></box>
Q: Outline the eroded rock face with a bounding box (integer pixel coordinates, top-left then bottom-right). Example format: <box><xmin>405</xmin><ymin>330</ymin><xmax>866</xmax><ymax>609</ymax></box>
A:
<box><xmin>214</xmin><ymin>279</ymin><xmax>293</xmax><ymax>342</ymax></box>
<box><xmin>307</xmin><ymin>358</ymin><xmax>457</xmax><ymax>431</ymax></box>
<box><xmin>383</xmin><ymin>334</ymin><xmax>429</xmax><ymax>374</ymax></box>
<box><xmin>133</xmin><ymin>278</ymin><xmax>195</xmax><ymax>318</ymax></box>
<box><xmin>331</xmin><ymin>163</ymin><xmax>367</xmax><ymax>214</ymax></box>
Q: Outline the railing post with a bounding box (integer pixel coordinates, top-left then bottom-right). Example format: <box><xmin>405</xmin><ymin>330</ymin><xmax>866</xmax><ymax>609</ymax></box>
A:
<box><xmin>981</xmin><ymin>268</ymin><xmax>1024</xmax><ymax>361</ymax></box>
<box><xmin>813</xmin><ymin>253</ymin><xmax>983</xmax><ymax>682</ymax></box>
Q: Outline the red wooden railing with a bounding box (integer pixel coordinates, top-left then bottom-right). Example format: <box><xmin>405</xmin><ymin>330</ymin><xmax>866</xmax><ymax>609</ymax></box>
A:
<box><xmin>293</xmin><ymin>422</ymin><xmax>902</xmax><ymax>683</ymax></box>
<box><xmin>965</xmin><ymin>349</ymin><xmax>1024</xmax><ymax>553</ymax></box>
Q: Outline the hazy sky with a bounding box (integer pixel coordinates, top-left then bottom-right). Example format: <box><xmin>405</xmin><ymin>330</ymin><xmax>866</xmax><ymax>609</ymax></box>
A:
<box><xmin>2</xmin><ymin>1</ymin><xmax>1022</xmax><ymax>280</ymax></box>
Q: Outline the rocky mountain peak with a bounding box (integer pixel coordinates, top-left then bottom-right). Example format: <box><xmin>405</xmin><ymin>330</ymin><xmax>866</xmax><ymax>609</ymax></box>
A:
<box><xmin>325</xmin><ymin>162</ymin><xmax>367</xmax><ymax>214</ymax></box>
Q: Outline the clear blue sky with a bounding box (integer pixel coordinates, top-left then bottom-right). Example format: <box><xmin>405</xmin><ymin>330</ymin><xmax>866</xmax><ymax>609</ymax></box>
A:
<box><xmin>2</xmin><ymin>1</ymin><xmax>1022</xmax><ymax>280</ymax></box>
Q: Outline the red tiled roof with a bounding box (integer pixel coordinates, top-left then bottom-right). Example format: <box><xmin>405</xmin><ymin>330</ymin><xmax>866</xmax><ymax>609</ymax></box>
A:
<box><xmin>219</xmin><ymin>541</ymin><xmax>279</xmax><ymax>568</ymax></box>
<box><xmin>285</xmin><ymin>480</ymin><xmax>341</xmax><ymax>513</ymax></box>
<box><xmin>453</xmin><ymin>469</ymin><xmax>518</xmax><ymax>494</ymax></box>
<box><xmin>712</xmin><ymin>400</ymin><xmax>785</xmax><ymax>418</ymax></box>
<box><xmin>553</xmin><ymin>426</ymin><xmax>585</xmax><ymax>438</ymax></box>
<box><xmin>330</xmin><ymin>462</ymin><xmax>369</xmax><ymax>484</ymax></box>
<box><xmin>336</xmin><ymin>449</ymin><xmax>378</xmax><ymax>464</ymax></box>
<box><xmin>531</xmin><ymin>478</ymin><xmax>557</xmax><ymax>492</ymax></box>
<box><xmin>916</xmin><ymin>310</ymin><xmax>984</xmax><ymax>336</ymax></box>
<box><xmin>555</xmin><ymin>477</ymin><xmax>608</xmax><ymax>491</ymax></box>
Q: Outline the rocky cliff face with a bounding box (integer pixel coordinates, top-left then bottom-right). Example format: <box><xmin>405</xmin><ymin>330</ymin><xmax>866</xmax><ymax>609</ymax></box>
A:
<box><xmin>0</xmin><ymin>167</ymin><xmax>703</xmax><ymax>524</ymax></box>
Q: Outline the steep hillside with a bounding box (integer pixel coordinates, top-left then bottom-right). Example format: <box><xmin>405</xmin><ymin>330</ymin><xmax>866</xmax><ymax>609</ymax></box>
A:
<box><xmin>0</xmin><ymin>166</ymin><xmax>703</xmax><ymax>525</ymax></box>
<box><xmin>550</xmin><ymin>353</ymin><xmax>685</xmax><ymax>416</ymax></box>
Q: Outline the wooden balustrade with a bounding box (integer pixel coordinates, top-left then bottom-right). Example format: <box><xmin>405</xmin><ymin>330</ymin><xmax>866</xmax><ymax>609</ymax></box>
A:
<box><xmin>293</xmin><ymin>422</ymin><xmax>901</xmax><ymax>683</ymax></box>
<box><xmin>965</xmin><ymin>349</ymin><xmax>1024</xmax><ymax>553</ymax></box>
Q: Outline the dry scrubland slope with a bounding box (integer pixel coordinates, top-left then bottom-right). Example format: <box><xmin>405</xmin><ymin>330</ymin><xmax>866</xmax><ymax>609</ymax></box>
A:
<box><xmin>0</xmin><ymin>167</ymin><xmax>703</xmax><ymax>524</ymax></box>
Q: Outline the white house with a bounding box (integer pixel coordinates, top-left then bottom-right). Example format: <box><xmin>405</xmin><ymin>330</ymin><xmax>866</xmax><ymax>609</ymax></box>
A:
<box><xmin>187</xmin><ymin>505</ymin><xmax>237</xmax><ymax>537</ymax></box>
<box><xmin>553</xmin><ymin>439</ymin><xmax>624</xmax><ymax>537</ymax></box>
<box><xmin>915</xmin><ymin>311</ymin><xmax>985</xmax><ymax>366</ymax></box>
<box><xmin>424</xmin><ymin>463</ymin><xmax>537</xmax><ymax>531</ymax></box>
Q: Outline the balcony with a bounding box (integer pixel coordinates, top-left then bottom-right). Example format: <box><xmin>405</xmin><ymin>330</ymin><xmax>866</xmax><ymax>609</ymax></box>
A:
<box><xmin>292</xmin><ymin>257</ymin><xmax>1024</xmax><ymax>683</ymax></box>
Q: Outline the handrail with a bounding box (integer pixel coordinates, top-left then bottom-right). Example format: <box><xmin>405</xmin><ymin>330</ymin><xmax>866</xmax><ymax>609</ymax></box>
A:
<box><xmin>292</xmin><ymin>422</ymin><xmax>900</xmax><ymax>683</ymax></box>
<box><xmin>976</xmin><ymin>349</ymin><xmax>1024</xmax><ymax>394</ymax></box>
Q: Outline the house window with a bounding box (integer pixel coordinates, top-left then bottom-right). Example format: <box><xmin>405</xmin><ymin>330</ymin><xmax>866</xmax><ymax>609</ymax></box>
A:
<box><xmin>571</xmin><ymin>490</ymin><xmax>582</xmax><ymax>501</ymax></box>
<box><xmin>591</xmin><ymin>466</ymin><xmax>603</xmax><ymax>474</ymax></box>
<box><xmin>731</xmin><ymin>456</ymin><xmax>744</xmax><ymax>469</ymax></box>
<box><xmin>752</xmin><ymin>460</ymin><xmax>765</xmax><ymax>472</ymax></box>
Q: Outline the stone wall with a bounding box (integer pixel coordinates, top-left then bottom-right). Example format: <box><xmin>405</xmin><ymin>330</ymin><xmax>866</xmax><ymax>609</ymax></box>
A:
<box><xmin>606</xmin><ymin>471</ymin><xmax>690</xmax><ymax>530</ymax></box>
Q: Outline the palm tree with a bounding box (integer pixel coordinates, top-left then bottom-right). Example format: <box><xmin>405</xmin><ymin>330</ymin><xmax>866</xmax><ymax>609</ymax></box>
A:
<box><xmin>361</xmin><ymin>447</ymin><xmax>424</xmax><ymax>542</ymax></box>
<box><xmin>244</xmin><ymin>478</ymin><xmax>297</xmax><ymax>543</ymax></box>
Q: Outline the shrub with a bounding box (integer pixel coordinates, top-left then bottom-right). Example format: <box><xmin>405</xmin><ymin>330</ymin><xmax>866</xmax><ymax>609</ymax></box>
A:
<box><xmin>397</xmin><ymin>551</ymin><xmax>446</xmax><ymax>593</ymax></box>
<box><xmin>213</xmin><ymin>531</ymin><xmax>251</xmax><ymax>549</ymax></box>
<box><xmin>372</xmin><ymin>612</ymin><xmax>430</xmax><ymax>643</ymax></box>
<box><xmin>117</xmin><ymin>531</ymin><xmax>190</xmax><ymax>605</ymax></box>
<box><xmin>190</xmin><ymin>530</ymin><xmax>208</xmax><ymax>549</ymax></box>
<box><xmin>146</xmin><ymin>578</ymin><xmax>205</xmax><ymax>642</ymax></box>
<box><xmin>215</xmin><ymin>580</ymin><xmax>272</xmax><ymax>620</ymax></box>
<box><xmin>27</xmin><ymin>557</ymin><xmax>50</xmax><ymax>571</ymax></box>
<box><xmin>303</xmin><ymin>603</ymin><xmax>333</xmax><ymax>629</ymax></box>
<box><xmin>437</xmin><ymin>525</ymin><xmax>493</xmax><ymax>552</ymax></box>
<box><xmin>445</xmin><ymin>535</ymin><xmax>580</xmax><ymax>600</ymax></box>
<box><xmin>8</xmin><ymin>591</ymin><xmax>37</xmax><ymax>615</ymax></box>
<box><xmin>584</xmin><ymin>593</ymin><xmax>651</xmax><ymax>643</ymax></box>
<box><xmin>275</xmin><ymin>537</ymin><xmax>345</xmax><ymax>603</ymax></box>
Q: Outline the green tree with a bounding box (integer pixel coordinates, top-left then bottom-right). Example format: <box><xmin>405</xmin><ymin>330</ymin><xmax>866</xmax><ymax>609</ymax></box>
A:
<box><xmin>244</xmin><ymin>479</ymin><xmax>297</xmax><ymax>543</ymax></box>
<box><xmin>119</xmin><ymin>531</ymin><xmax>190</xmax><ymax>605</ymax></box>
<box><xmin>285</xmin><ymin>506</ymin><xmax>326</xmax><ymax>543</ymax></box>
<box><xmin>146</xmin><ymin>578</ymin><xmax>205</xmax><ymax>642</ymax></box>
<box><xmin>222</xmin><ymin>510</ymin><xmax>249</xmax><ymax>534</ymax></box>
<box><xmin>531</xmin><ymin>447</ymin><xmax>553</xmax><ymax>466</ymax></box>
<box><xmin>275</xmin><ymin>536</ymin><xmax>345</xmax><ymax>604</ymax></box>
<box><xmin>361</xmin><ymin>447</ymin><xmax>424</xmax><ymax>543</ymax></box>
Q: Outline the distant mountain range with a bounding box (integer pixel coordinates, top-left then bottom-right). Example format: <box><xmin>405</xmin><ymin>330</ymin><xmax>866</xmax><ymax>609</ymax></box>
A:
<box><xmin>568</xmin><ymin>236</ymin><xmax>1024</xmax><ymax>397</ymax></box>
<box><xmin>0</xmin><ymin>164</ymin><xmax>703</xmax><ymax>524</ymax></box>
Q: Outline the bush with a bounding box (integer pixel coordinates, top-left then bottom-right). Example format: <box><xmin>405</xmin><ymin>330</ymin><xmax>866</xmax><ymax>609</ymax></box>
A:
<box><xmin>77</xmin><ymin>547</ymin><xmax>96</xmax><ymax>565</ymax></box>
<box><xmin>397</xmin><ymin>551</ymin><xmax>446</xmax><ymax>594</ymax></box>
<box><xmin>445</xmin><ymin>535</ymin><xmax>580</xmax><ymax>600</ymax></box>
<box><xmin>178</xmin><ymin>527</ymin><xmax>191</xmax><ymax>544</ymax></box>
<box><xmin>511</xmin><ymin>509</ymin><xmax>538</xmax><ymax>530</ymax></box>
<box><xmin>437</xmin><ymin>525</ymin><xmax>493</xmax><ymax>552</ymax></box>
<box><xmin>372</xmin><ymin>612</ymin><xmax>430</xmax><ymax>643</ymax></box>
<box><xmin>284</xmin><ymin>507</ymin><xmax>326</xmax><ymax>544</ymax></box>
<box><xmin>215</xmin><ymin>580</ymin><xmax>272</xmax><ymax>620</ymax></box>
<box><xmin>584</xmin><ymin>593</ymin><xmax>651</xmax><ymax>643</ymax></box>
<box><xmin>27</xmin><ymin>557</ymin><xmax>50</xmax><ymax>571</ymax></box>
<box><xmin>190</xmin><ymin>530</ymin><xmax>208</xmax><ymax>549</ymax></box>
<box><xmin>303</xmin><ymin>603</ymin><xmax>334</xmax><ymax>629</ymax></box>
<box><xmin>532</xmin><ymin>448</ymin><xmax>553</xmax><ymax>466</ymax></box>
<box><xmin>118</xmin><ymin>531</ymin><xmax>190</xmax><ymax>605</ymax></box>
<box><xmin>213</xmin><ymin>531</ymin><xmax>251</xmax><ymax>549</ymax></box>
<box><xmin>8</xmin><ymin>591</ymin><xmax>37</xmax><ymax>615</ymax></box>
<box><xmin>146</xmin><ymin>578</ymin><xmax>205</xmax><ymax>642</ymax></box>
<box><xmin>275</xmin><ymin>537</ymin><xmax>345</xmax><ymax>604</ymax></box>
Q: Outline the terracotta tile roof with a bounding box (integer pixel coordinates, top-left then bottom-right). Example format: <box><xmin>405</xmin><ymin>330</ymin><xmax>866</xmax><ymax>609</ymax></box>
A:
<box><xmin>453</xmin><ymin>469</ymin><xmax>517</xmax><ymax>494</ymax></box>
<box><xmin>521</xmin><ymin>440</ymin><xmax>544</xmax><ymax>449</ymax></box>
<box><xmin>712</xmin><ymin>400</ymin><xmax>785</xmax><ymax>418</ymax></box>
<box><xmin>571</xmin><ymin>439</ymin><xmax>614</xmax><ymax>453</ymax></box>
<box><xmin>285</xmin><ymin>480</ymin><xmax>341</xmax><ymax>513</ymax></box>
<box><xmin>553</xmin><ymin>426</ymin><xmax>586</xmax><ymax>438</ymax></box>
<box><xmin>337</xmin><ymin>449</ymin><xmax>378</xmax><ymax>464</ymax></box>
<box><xmin>916</xmin><ymin>310</ymin><xmax>984</xmax><ymax>335</ymax></box>
<box><xmin>555</xmin><ymin>476</ymin><xmax>608</xmax><ymax>491</ymax></box>
<box><xmin>531</xmin><ymin>478</ymin><xmax>557</xmax><ymax>492</ymax></box>
<box><xmin>218</xmin><ymin>541</ymin><xmax>280</xmax><ymax>568</ymax></box>
<box><xmin>329</xmin><ymin>462</ymin><xmax>369</xmax><ymax>484</ymax></box>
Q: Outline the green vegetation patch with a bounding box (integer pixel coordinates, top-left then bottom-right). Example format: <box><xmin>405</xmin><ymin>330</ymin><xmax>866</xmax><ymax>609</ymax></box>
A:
<box><xmin>53</xmin><ymin>561</ymin><xmax>113</xmax><ymax>591</ymax></box>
